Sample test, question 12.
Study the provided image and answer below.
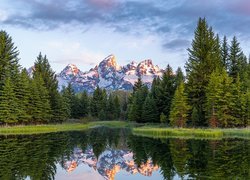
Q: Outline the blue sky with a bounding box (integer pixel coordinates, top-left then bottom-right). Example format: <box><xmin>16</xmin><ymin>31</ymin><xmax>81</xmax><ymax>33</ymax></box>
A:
<box><xmin>0</xmin><ymin>0</ymin><xmax>250</xmax><ymax>72</ymax></box>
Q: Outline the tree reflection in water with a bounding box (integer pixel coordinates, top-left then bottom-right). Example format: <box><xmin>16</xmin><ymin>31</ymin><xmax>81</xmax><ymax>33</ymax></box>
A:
<box><xmin>0</xmin><ymin>127</ymin><xmax>249</xmax><ymax>180</ymax></box>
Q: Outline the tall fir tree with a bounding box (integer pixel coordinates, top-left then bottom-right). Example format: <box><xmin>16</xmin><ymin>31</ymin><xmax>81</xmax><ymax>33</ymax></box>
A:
<box><xmin>0</xmin><ymin>30</ymin><xmax>20</xmax><ymax>88</ymax></box>
<box><xmin>33</xmin><ymin>52</ymin><xmax>59</xmax><ymax>121</ymax></box>
<box><xmin>221</xmin><ymin>36</ymin><xmax>229</xmax><ymax>71</ymax></box>
<box><xmin>185</xmin><ymin>18</ymin><xmax>222</xmax><ymax>126</ymax></box>
<box><xmin>205</xmin><ymin>69</ymin><xmax>234</xmax><ymax>127</ymax></box>
<box><xmin>0</xmin><ymin>78</ymin><xmax>18</xmax><ymax>124</ymax></box>
<box><xmin>61</xmin><ymin>83</ymin><xmax>75</xmax><ymax>118</ymax></box>
<box><xmin>78</xmin><ymin>91</ymin><xmax>89</xmax><ymax>118</ymax></box>
<box><xmin>142</xmin><ymin>94</ymin><xmax>159</xmax><ymax>123</ymax></box>
<box><xmin>157</xmin><ymin>64</ymin><xmax>176</xmax><ymax>123</ymax></box>
<box><xmin>114</xmin><ymin>95</ymin><xmax>121</xmax><ymax>120</ymax></box>
<box><xmin>128</xmin><ymin>86</ymin><xmax>148</xmax><ymax>122</ymax></box>
<box><xmin>15</xmin><ymin>69</ymin><xmax>32</xmax><ymax>123</ymax></box>
<box><xmin>175</xmin><ymin>67</ymin><xmax>185</xmax><ymax>87</ymax></box>
<box><xmin>169</xmin><ymin>82</ymin><xmax>190</xmax><ymax>127</ymax></box>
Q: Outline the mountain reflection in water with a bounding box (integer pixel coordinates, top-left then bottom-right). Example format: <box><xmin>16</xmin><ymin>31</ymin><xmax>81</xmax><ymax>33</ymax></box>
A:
<box><xmin>0</xmin><ymin>127</ymin><xmax>249</xmax><ymax>180</ymax></box>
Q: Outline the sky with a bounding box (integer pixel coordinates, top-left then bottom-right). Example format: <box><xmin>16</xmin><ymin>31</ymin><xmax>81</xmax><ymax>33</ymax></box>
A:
<box><xmin>0</xmin><ymin>0</ymin><xmax>250</xmax><ymax>73</ymax></box>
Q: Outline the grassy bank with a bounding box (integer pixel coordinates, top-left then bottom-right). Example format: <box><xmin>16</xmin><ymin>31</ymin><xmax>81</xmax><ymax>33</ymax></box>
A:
<box><xmin>133</xmin><ymin>127</ymin><xmax>250</xmax><ymax>139</ymax></box>
<box><xmin>0</xmin><ymin>121</ymin><xmax>129</xmax><ymax>135</ymax></box>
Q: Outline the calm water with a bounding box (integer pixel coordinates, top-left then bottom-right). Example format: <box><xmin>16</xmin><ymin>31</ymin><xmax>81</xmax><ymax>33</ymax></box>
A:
<box><xmin>0</xmin><ymin>127</ymin><xmax>249</xmax><ymax>180</ymax></box>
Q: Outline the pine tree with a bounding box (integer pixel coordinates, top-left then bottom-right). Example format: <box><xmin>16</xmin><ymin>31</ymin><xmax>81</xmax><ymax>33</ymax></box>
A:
<box><xmin>61</xmin><ymin>83</ymin><xmax>75</xmax><ymax>118</ymax></box>
<box><xmin>33</xmin><ymin>74</ymin><xmax>51</xmax><ymax>123</ymax></box>
<box><xmin>106</xmin><ymin>94</ymin><xmax>115</xmax><ymax>120</ymax></box>
<box><xmin>78</xmin><ymin>91</ymin><xmax>89</xmax><ymax>118</ymax></box>
<box><xmin>230</xmin><ymin>75</ymin><xmax>246</xmax><ymax>127</ymax></box>
<box><xmin>185</xmin><ymin>18</ymin><xmax>222</xmax><ymax>126</ymax></box>
<box><xmin>175</xmin><ymin>67</ymin><xmax>185</xmax><ymax>87</ymax></box>
<box><xmin>128</xmin><ymin>86</ymin><xmax>148</xmax><ymax>122</ymax></box>
<box><xmin>0</xmin><ymin>30</ymin><xmax>20</xmax><ymax>88</ymax></box>
<box><xmin>33</xmin><ymin>52</ymin><xmax>59</xmax><ymax>121</ymax></box>
<box><xmin>133</xmin><ymin>77</ymin><xmax>143</xmax><ymax>93</ymax></box>
<box><xmin>169</xmin><ymin>82</ymin><xmax>190</xmax><ymax>127</ymax></box>
<box><xmin>142</xmin><ymin>95</ymin><xmax>158</xmax><ymax>123</ymax></box>
<box><xmin>157</xmin><ymin>64</ymin><xmax>176</xmax><ymax>123</ymax></box>
<box><xmin>52</xmin><ymin>92</ymin><xmax>69</xmax><ymax>122</ymax></box>
<box><xmin>221</xmin><ymin>36</ymin><xmax>229</xmax><ymax>71</ymax></box>
<box><xmin>114</xmin><ymin>95</ymin><xmax>121</xmax><ymax>120</ymax></box>
<box><xmin>205</xmin><ymin>69</ymin><xmax>234</xmax><ymax>127</ymax></box>
<box><xmin>0</xmin><ymin>78</ymin><xmax>18</xmax><ymax>124</ymax></box>
<box><xmin>15</xmin><ymin>69</ymin><xmax>32</xmax><ymax>123</ymax></box>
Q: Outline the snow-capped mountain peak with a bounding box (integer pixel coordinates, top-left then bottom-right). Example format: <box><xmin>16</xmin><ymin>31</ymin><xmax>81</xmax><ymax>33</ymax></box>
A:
<box><xmin>59</xmin><ymin>64</ymin><xmax>81</xmax><ymax>79</ymax></box>
<box><xmin>57</xmin><ymin>55</ymin><xmax>163</xmax><ymax>92</ymax></box>
<box><xmin>99</xmin><ymin>54</ymin><xmax>120</xmax><ymax>71</ymax></box>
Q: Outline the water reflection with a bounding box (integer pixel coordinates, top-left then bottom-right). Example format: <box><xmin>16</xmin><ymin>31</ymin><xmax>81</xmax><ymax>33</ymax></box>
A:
<box><xmin>0</xmin><ymin>127</ymin><xmax>249</xmax><ymax>180</ymax></box>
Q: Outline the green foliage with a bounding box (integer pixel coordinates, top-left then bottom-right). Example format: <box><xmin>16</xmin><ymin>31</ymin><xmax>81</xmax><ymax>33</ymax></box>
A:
<box><xmin>186</xmin><ymin>18</ymin><xmax>223</xmax><ymax>126</ymax></box>
<box><xmin>0</xmin><ymin>30</ymin><xmax>20</xmax><ymax>87</ymax></box>
<box><xmin>0</xmin><ymin>78</ymin><xmax>18</xmax><ymax>124</ymax></box>
<box><xmin>157</xmin><ymin>64</ymin><xmax>176</xmax><ymax>122</ymax></box>
<box><xmin>160</xmin><ymin>113</ymin><xmax>167</xmax><ymax>124</ymax></box>
<box><xmin>142</xmin><ymin>95</ymin><xmax>159</xmax><ymax>123</ymax></box>
<box><xmin>169</xmin><ymin>82</ymin><xmax>190</xmax><ymax>127</ymax></box>
<box><xmin>221</xmin><ymin>36</ymin><xmax>229</xmax><ymax>71</ymax></box>
<box><xmin>205</xmin><ymin>69</ymin><xmax>234</xmax><ymax>127</ymax></box>
<box><xmin>128</xmin><ymin>85</ymin><xmax>148</xmax><ymax>123</ymax></box>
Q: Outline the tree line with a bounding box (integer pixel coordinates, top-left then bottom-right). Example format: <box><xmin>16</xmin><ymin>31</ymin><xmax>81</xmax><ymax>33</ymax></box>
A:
<box><xmin>0</xmin><ymin>17</ymin><xmax>249</xmax><ymax>127</ymax></box>
<box><xmin>0</xmin><ymin>30</ymin><xmax>126</xmax><ymax>124</ymax></box>
<box><xmin>127</xmin><ymin>18</ymin><xmax>250</xmax><ymax>128</ymax></box>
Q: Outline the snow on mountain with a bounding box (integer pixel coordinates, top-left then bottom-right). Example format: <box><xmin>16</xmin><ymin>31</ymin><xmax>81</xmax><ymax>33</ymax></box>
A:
<box><xmin>57</xmin><ymin>55</ymin><xmax>163</xmax><ymax>92</ymax></box>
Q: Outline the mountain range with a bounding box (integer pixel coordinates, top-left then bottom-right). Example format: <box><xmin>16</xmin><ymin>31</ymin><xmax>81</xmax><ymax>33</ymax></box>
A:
<box><xmin>57</xmin><ymin>54</ymin><xmax>164</xmax><ymax>92</ymax></box>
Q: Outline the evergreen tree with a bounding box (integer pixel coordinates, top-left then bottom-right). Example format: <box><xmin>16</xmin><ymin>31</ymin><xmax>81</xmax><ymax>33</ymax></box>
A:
<box><xmin>114</xmin><ymin>95</ymin><xmax>121</xmax><ymax>119</ymax></box>
<box><xmin>229</xmin><ymin>36</ymin><xmax>242</xmax><ymax>80</ymax></box>
<box><xmin>133</xmin><ymin>77</ymin><xmax>143</xmax><ymax>93</ymax></box>
<box><xmin>205</xmin><ymin>69</ymin><xmax>234</xmax><ymax>127</ymax></box>
<box><xmin>15</xmin><ymin>69</ymin><xmax>32</xmax><ymax>123</ymax></box>
<box><xmin>169</xmin><ymin>82</ymin><xmax>190</xmax><ymax>127</ymax></box>
<box><xmin>61</xmin><ymin>83</ymin><xmax>75</xmax><ymax>118</ymax></box>
<box><xmin>221</xmin><ymin>36</ymin><xmax>229</xmax><ymax>71</ymax></box>
<box><xmin>175</xmin><ymin>67</ymin><xmax>185</xmax><ymax>87</ymax></box>
<box><xmin>33</xmin><ymin>74</ymin><xmax>51</xmax><ymax>123</ymax></box>
<box><xmin>157</xmin><ymin>64</ymin><xmax>176</xmax><ymax>123</ymax></box>
<box><xmin>230</xmin><ymin>75</ymin><xmax>246</xmax><ymax>127</ymax></box>
<box><xmin>78</xmin><ymin>91</ymin><xmax>89</xmax><ymax>118</ymax></box>
<box><xmin>142</xmin><ymin>95</ymin><xmax>158</xmax><ymax>123</ymax></box>
<box><xmin>0</xmin><ymin>30</ymin><xmax>20</xmax><ymax>88</ymax></box>
<box><xmin>106</xmin><ymin>94</ymin><xmax>115</xmax><ymax>120</ymax></box>
<box><xmin>33</xmin><ymin>52</ymin><xmax>59</xmax><ymax>121</ymax></box>
<box><xmin>128</xmin><ymin>86</ymin><xmax>148</xmax><ymax>122</ymax></box>
<box><xmin>0</xmin><ymin>78</ymin><xmax>18</xmax><ymax>124</ymax></box>
<box><xmin>185</xmin><ymin>18</ymin><xmax>222</xmax><ymax>126</ymax></box>
<box><xmin>52</xmin><ymin>92</ymin><xmax>69</xmax><ymax>122</ymax></box>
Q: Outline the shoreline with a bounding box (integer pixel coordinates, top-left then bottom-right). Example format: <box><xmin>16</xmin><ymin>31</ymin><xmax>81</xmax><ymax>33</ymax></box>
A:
<box><xmin>0</xmin><ymin>121</ymin><xmax>249</xmax><ymax>139</ymax></box>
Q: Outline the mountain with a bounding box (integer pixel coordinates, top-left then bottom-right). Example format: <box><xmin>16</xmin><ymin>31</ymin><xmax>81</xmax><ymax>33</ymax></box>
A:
<box><xmin>62</xmin><ymin>147</ymin><xmax>159</xmax><ymax>179</ymax></box>
<box><xmin>57</xmin><ymin>54</ymin><xmax>163</xmax><ymax>92</ymax></box>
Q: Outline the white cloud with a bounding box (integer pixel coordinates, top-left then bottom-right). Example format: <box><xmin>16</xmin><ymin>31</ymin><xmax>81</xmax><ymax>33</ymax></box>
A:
<box><xmin>46</xmin><ymin>40</ymin><xmax>105</xmax><ymax>71</ymax></box>
<box><xmin>0</xmin><ymin>10</ymin><xmax>7</xmax><ymax>21</ymax></box>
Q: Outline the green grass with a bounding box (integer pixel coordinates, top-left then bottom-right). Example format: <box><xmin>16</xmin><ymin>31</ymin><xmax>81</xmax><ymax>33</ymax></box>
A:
<box><xmin>0</xmin><ymin>121</ymin><xmax>129</xmax><ymax>135</ymax></box>
<box><xmin>133</xmin><ymin>126</ymin><xmax>250</xmax><ymax>140</ymax></box>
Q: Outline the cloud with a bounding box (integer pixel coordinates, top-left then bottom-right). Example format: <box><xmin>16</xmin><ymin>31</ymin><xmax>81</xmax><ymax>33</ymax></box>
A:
<box><xmin>163</xmin><ymin>39</ymin><xmax>190</xmax><ymax>51</ymax></box>
<box><xmin>46</xmin><ymin>40</ymin><xmax>105</xmax><ymax>69</ymax></box>
<box><xmin>2</xmin><ymin>0</ymin><xmax>250</xmax><ymax>51</ymax></box>
<box><xmin>0</xmin><ymin>10</ymin><xmax>8</xmax><ymax>21</ymax></box>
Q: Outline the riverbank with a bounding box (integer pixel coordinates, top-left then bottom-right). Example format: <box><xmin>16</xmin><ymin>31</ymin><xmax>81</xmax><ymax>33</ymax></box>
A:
<box><xmin>133</xmin><ymin>126</ymin><xmax>250</xmax><ymax>139</ymax></box>
<box><xmin>0</xmin><ymin>122</ymin><xmax>249</xmax><ymax>139</ymax></box>
<box><xmin>0</xmin><ymin>121</ymin><xmax>129</xmax><ymax>135</ymax></box>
